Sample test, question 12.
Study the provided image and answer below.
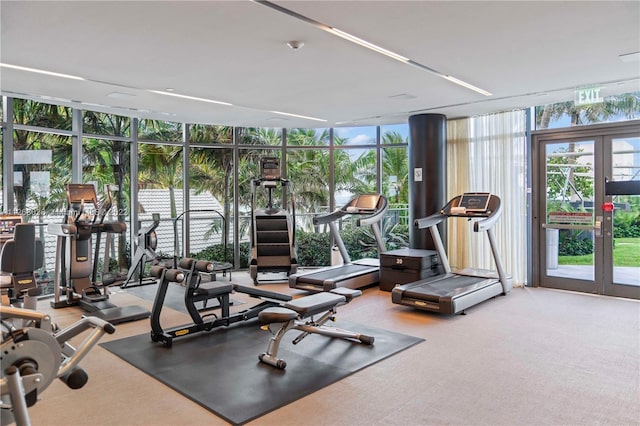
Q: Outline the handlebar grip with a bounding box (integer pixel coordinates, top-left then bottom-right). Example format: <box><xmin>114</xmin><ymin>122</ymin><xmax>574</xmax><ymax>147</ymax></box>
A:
<box><xmin>59</xmin><ymin>367</ymin><xmax>88</xmax><ymax>389</ymax></box>
<box><xmin>81</xmin><ymin>316</ymin><xmax>116</xmax><ymax>334</ymax></box>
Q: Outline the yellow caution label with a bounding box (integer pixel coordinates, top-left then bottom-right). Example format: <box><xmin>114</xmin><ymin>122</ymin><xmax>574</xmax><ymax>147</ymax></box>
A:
<box><xmin>415</xmin><ymin>301</ymin><xmax>427</xmax><ymax>306</ymax></box>
<box><xmin>175</xmin><ymin>329</ymin><xmax>190</xmax><ymax>336</ymax></box>
<box><xmin>18</xmin><ymin>279</ymin><xmax>32</xmax><ymax>285</ymax></box>
<box><xmin>77</xmin><ymin>256</ymin><xmax>87</xmax><ymax>261</ymax></box>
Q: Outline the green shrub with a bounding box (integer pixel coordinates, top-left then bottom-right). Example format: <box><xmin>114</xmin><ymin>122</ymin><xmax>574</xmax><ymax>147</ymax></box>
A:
<box><xmin>559</xmin><ymin>230</ymin><xmax>593</xmax><ymax>256</ymax></box>
<box><xmin>295</xmin><ymin>231</ymin><xmax>331</xmax><ymax>267</ymax></box>
<box><xmin>613</xmin><ymin>212</ymin><xmax>640</xmax><ymax>238</ymax></box>
<box><xmin>189</xmin><ymin>242</ymin><xmax>250</xmax><ymax>269</ymax></box>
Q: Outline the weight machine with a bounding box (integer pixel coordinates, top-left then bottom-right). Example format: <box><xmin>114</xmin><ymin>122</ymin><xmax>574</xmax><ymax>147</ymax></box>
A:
<box><xmin>0</xmin><ymin>305</ymin><xmax>114</xmax><ymax>426</ymax></box>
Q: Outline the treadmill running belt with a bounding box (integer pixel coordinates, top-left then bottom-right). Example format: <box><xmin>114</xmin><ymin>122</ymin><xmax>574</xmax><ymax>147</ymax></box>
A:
<box><xmin>403</xmin><ymin>275</ymin><xmax>493</xmax><ymax>300</ymax></box>
<box><xmin>297</xmin><ymin>263</ymin><xmax>376</xmax><ymax>282</ymax></box>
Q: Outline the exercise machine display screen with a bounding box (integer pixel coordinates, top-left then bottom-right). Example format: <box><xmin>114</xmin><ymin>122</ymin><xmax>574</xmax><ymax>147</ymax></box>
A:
<box><xmin>458</xmin><ymin>192</ymin><xmax>491</xmax><ymax>212</ymax></box>
<box><xmin>0</xmin><ymin>215</ymin><xmax>22</xmax><ymax>236</ymax></box>
<box><xmin>353</xmin><ymin>195</ymin><xmax>379</xmax><ymax>213</ymax></box>
<box><xmin>66</xmin><ymin>184</ymin><xmax>99</xmax><ymax>207</ymax></box>
<box><xmin>260</xmin><ymin>157</ymin><xmax>281</xmax><ymax>180</ymax></box>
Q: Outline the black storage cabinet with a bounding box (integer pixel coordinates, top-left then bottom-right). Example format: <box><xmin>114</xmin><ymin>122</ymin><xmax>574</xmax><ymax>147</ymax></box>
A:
<box><xmin>379</xmin><ymin>248</ymin><xmax>443</xmax><ymax>291</ymax></box>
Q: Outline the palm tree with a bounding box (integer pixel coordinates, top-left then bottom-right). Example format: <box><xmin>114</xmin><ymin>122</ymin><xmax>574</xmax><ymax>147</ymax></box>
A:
<box><xmin>83</xmin><ymin>112</ymin><xmax>133</xmax><ymax>263</ymax></box>
<box><xmin>381</xmin><ymin>131</ymin><xmax>409</xmax><ymax>204</ymax></box>
<box><xmin>285</xmin><ymin>129</ymin><xmax>331</xmax><ymax>226</ymax></box>
<box><xmin>138</xmin><ymin>144</ymin><xmax>183</xmax><ymax>218</ymax></box>
<box><xmin>537</xmin><ymin>92</ymin><xmax>640</xmax><ymax>129</ymax></box>
<box><xmin>11</xmin><ymin>99</ymin><xmax>72</xmax><ymax>215</ymax></box>
<box><xmin>189</xmin><ymin>124</ymin><xmax>234</xmax><ymax>253</ymax></box>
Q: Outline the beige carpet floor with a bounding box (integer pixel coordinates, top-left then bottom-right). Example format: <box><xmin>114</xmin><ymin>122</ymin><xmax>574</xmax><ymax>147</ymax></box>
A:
<box><xmin>24</xmin><ymin>274</ymin><xmax>640</xmax><ymax>426</ymax></box>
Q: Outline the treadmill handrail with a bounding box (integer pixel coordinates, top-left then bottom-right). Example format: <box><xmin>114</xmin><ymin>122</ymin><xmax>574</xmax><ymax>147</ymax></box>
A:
<box><xmin>313</xmin><ymin>208</ymin><xmax>347</xmax><ymax>226</ymax></box>
<box><xmin>414</xmin><ymin>212</ymin><xmax>447</xmax><ymax>229</ymax></box>
<box><xmin>474</xmin><ymin>196</ymin><xmax>502</xmax><ymax>232</ymax></box>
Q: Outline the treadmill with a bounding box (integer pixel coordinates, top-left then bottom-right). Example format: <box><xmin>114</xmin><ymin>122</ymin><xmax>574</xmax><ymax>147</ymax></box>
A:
<box><xmin>392</xmin><ymin>193</ymin><xmax>512</xmax><ymax>314</ymax></box>
<box><xmin>289</xmin><ymin>194</ymin><xmax>388</xmax><ymax>292</ymax></box>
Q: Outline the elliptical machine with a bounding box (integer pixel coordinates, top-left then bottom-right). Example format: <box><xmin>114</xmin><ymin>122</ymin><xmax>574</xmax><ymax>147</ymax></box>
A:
<box><xmin>249</xmin><ymin>157</ymin><xmax>298</xmax><ymax>285</ymax></box>
<box><xmin>122</xmin><ymin>213</ymin><xmax>161</xmax><ymax>288</ymax></box>
<box><xmin>48</xmin><ymin>184</ymin><xmax>150</xmax><ymax>324</ymax></box>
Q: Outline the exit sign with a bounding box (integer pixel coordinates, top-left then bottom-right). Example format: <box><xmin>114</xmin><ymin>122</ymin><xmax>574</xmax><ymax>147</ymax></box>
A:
<box><xmin>575</xmin><ymin>87</ymin><xmax>604</xmax><ymax>106</ymax></box>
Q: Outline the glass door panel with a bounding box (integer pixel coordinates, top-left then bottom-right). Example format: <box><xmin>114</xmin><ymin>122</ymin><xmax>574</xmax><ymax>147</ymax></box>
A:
<box><xmin>541</xmin><ymin>139</ymin><xmax>599</xmax><ymax>293</ymax></box>
<box><xmin>535</xmin><ymin>123</ymin><xmax>640</xmax><ymax>300</ymax></box>
<box><xmin>605</xmin><ymin>136</ymin><xmax>640</xmax><ymax>298</ymax></box>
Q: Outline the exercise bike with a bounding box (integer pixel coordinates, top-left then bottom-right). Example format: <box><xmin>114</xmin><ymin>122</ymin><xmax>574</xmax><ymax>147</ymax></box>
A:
<box><xmin>149</xmin><ymin>257</ymin><xmax>292</xmax><ymax>347</ymax></box>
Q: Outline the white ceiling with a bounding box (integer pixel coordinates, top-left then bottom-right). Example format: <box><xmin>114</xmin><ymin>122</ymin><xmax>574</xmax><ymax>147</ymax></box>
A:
<box><xmin>1</xmin><ymin>1</ymin><xmax>639</xmax><ymax>128</ymax></box>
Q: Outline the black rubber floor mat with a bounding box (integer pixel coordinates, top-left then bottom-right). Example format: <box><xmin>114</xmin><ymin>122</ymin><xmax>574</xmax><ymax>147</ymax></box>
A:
<box><xmin>123</xmin><ymin>279</ymin><xmax>243</xmax><ymax>313</ymax></box>
<box><xmin>101</xmin><ymin>320</ymin><xmax>423</xmax><ymax>425</ymax></box>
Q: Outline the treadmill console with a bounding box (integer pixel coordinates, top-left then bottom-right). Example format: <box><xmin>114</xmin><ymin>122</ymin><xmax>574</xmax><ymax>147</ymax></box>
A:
<box><xmin>260</xmin><ymin>157</ymin><xmax>281</xmax><ymax>181</ymax></box>
<box><xmin>449</xmin><ymin>192</ymin><xmax>492</xmax><ymax>216</ymax></box>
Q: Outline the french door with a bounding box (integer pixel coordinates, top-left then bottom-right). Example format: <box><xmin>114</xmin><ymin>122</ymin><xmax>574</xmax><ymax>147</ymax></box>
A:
<box><xmin>533</xmin><ymin>121</ymin><xmax>640</xmax><ymax>299</ymax></box>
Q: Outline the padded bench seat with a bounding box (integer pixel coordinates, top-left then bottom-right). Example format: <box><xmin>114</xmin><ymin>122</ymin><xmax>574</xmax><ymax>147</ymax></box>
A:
<box><xmin>285</xmin><ymin>292</ymin><xmax>346</xmax><ymax>317</ymax></box>
<box><xmin>193</xmin><ymin>282</ymin><xmax>234</xmax><ymax>300</ymax></box>
<box><xmin>259</xmin><ymin>288</ymin><xmax>361</xmax><ymax>325</ymax></box>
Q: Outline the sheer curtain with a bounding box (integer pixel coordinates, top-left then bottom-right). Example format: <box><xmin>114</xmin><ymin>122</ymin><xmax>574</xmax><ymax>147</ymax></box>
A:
<box><xmin>446</xmin><ymin>110</ymin><xmax>527</xmax><ymax>286</ymax></box>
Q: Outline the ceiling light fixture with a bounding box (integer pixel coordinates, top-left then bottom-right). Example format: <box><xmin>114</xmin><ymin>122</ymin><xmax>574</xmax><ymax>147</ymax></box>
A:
<box><xmin>326</xmin><ymin>28</ymin><xmax>409</xmax><ymax>62</ymax></box>
<box><xmin>107</xmin><ymin>92</ymin><xmax>136</xmax><ymax>99</ymax></box>
<box><xmin>269</xmin><ymin>110</ymin><xmax>327</xmax><ymax>122</ymax></box>
<box><xmin>149</xmin><ymin>90</ymin><xmax>233</xmax><ymax>106</ymax></box>
<box><xmin>0</xmin><ymin>63</ymin><xmax>85</xmax><ymax>80</ymax></box>
<box><xmin>619</xmin><ymin>51</ymin><xmax>640</xmax><ymax>63</ymax></box>
<box><xmin>252</xmin><ymin>0</ymin><xmax>492</xmax><ymax>96</ymax></box>
<box><xmin>441</xmin><ymin>75</ymin><xmax>493</xmax><ymax>97</ymax></box>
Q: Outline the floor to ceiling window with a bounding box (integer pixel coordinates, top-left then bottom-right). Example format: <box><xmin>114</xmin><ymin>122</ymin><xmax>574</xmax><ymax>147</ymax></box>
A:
<box><xmin>187</xmin><ymin>124</ymin><xmax>235</xmax><ymax>265</ymax></box>
<box><xmin>82</xmin><ymin>111</ymin><xmax>132</xmax><ymax>282</ymax></box>
<box><xmin>381</xmin><ymin>124</ymin><xmax>410</xmax><ymax>249</ymax></box>
<box><xmin>6</xmin><ymin>92</ymin><xmax>637</xmax><ymax>284</ymax></box>
<box><xmin>136</xmin><ymin>119</ymin><xmax>184</xmax><ymax>261</ymax></box>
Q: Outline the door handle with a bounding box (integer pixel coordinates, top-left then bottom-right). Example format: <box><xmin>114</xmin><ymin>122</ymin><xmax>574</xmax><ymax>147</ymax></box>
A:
<box><xmin>543</xmin><ymin>222</ymin><xmax>602</xmax><ymax>235</ymax></box>
<box><xmin>594</xmin><ymin>215</ymin><xmax>603</xmax><ymax>237</ymax></box>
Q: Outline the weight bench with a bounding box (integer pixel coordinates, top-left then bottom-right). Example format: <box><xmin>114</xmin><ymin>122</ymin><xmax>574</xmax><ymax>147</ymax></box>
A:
<box><xmin>258</xmin><ymin>287</ymin><xmax>374</xmax><ymax>369</ymax></box>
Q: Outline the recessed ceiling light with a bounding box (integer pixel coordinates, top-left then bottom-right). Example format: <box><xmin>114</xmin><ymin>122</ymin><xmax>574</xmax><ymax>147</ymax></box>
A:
<box><xmin>107</xmin><ymin>92</ymin><xmax>135</xmax><ymax>99</ymax></box>
<box><xmin>269</xmin><ymin>110</ymin><xmax>327</xmax><ymax>122</ymax></box>
<box><xmin>149</xmin><ymin>90</ymin><xmax>233</xmax><ymax>106</ymax></box>
<box><xmin>0</xmin><ymin>63</ymin><xmax>85</xmax><ymax>80</ymax></box>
